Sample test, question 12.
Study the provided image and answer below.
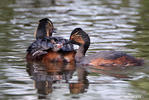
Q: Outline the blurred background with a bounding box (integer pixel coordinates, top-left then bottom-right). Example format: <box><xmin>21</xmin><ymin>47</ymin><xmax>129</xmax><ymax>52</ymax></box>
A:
<box><xmin>0</xmin><ymin>0</ymin><xmax>149</xmax><ymax>100</ymax></box>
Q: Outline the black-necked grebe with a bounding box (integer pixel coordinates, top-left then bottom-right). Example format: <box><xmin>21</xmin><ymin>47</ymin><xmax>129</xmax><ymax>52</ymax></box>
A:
<box><xmin>68</xmin><ymin>28</ymin><xmax>143</xmax><ymax>67</ymax></box>
<box><xmin>26</xmin><ymin>18</ymin><xmax>75</xmax><ymax>63</ymax></box>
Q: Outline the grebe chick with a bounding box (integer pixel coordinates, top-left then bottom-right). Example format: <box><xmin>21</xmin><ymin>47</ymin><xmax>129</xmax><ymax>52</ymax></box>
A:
<box><xmin>68</xmin><ymin>28</ymin><xmax>143</xmax><ymax>67</ymax></box>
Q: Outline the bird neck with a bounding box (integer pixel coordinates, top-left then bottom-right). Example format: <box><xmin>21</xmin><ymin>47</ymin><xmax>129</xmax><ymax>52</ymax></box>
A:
<box><xmin>75</xmin><ymin>44</ymin><xmax>89</xmax><ymax>62</ymax></box>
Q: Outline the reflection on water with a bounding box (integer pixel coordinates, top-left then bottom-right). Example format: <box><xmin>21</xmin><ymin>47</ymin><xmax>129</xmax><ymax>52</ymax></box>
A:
<box><xmin>26</xmin><ymin>61</ymin><xmax>88</xmax><ymax>99</ymax></box>
<box><xmin>0</xmin><ymin>0</ymin><xmax>149</xmax><ymax>99</ymax></box>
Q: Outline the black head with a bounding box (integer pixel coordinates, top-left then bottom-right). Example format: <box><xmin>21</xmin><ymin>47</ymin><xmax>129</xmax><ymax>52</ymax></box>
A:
<box><xmin>39</xmin><ymin>18</ymin><xmax>50</xmax><ymax>22</ymax></box>
<box><xmin>70</xmin><ymin>28</ymin><xmax>90</xmax><ymax>55</ymax></box>
<box><xmin>34</xmin><ymin>18</ymin><xmax>56</xmax><ymax>39</ymax></box>
<box><xmin>70</xmin><ymin>28</ymin><xmax>90</xmax><ymax>46</ymax></box>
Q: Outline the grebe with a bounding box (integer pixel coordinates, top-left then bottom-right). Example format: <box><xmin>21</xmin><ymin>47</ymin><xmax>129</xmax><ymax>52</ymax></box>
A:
<box><xmin>26</xmin><ymin>18</ymin><xmax>75</xmax><ymax>62</ymax></box>
<box><xmin>68</xmin><ymin>28</ymin><xmax>143</xmax><ymax>67</ymax></box>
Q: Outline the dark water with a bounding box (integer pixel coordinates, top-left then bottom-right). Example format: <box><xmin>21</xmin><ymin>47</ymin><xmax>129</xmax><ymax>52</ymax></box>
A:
<box><xmin>1</xmin><ymin>0</ymin><xmax>149</xmax><ymax>99</ymax></box>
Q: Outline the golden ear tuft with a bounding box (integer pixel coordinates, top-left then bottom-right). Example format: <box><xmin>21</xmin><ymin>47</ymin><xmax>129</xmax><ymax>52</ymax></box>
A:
<box><xmin>46</xmin><ymin>29</ymin><xmax>49</xmax><ymax>37</ymax></box>
<box><xmin>34</xmin><ymin>28</ymin><xmax>37</xmax><ymax>37</ymax></box>
<box><xmin>71</xmin><ymin>32</ymin><xmax>80</xmax><ymax>40</ymax></box>
<box><xmin>73</xmin><ymin>31</ymin><xmax>81</xmax><ymax>37</ymax></box>
<box><xmin>46</xmin><ymin>23</ymin><xmax>50</xmax><ymax>37</ymax></box>
<box><xmin>48</xmin><ymin>21</ymin><xmax>52</xmax><ymax>26</ymax></box>
<box><xmin>74</xmin><ymin>31</ymin><xmax>79</xmax><ymax>35</ymax></box>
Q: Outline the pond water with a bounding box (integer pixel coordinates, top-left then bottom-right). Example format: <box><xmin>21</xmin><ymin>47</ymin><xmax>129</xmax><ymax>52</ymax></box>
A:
<box><xmin>1</xmin><ymin>0</ymin><xmax>149</xmax><ymax>100</ymax></box>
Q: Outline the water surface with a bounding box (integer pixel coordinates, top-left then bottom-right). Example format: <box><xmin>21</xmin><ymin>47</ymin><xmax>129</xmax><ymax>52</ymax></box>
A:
<box><xmin>1</xmin><ymin>0</ymin><xmax>149</xmax><ymax>100</ymax></box>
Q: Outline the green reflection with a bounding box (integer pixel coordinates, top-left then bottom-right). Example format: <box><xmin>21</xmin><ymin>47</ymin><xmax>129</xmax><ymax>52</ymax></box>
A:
<box><xmin>125</xmin><ymin>0</ymin><xmax>149</xmax><ymax>59</ymax></box>
<box><xmin>130</xmin><ymin>77</ymin><xmax>149</xmax><ymax>100</ymax></box>
<box><xmin>0</xmin><ymin>0</ymin><xmax>15</xmax><ymax>32</ymax></box>
<box><xmin>0</xmin><ymin>0</ymin><xmax>149</xmax><ymax>100</ymax></box>
<box><xmin>0</xmin><ymin>0</ymin><xmax>16</xmax><ymax>55</ymax></box>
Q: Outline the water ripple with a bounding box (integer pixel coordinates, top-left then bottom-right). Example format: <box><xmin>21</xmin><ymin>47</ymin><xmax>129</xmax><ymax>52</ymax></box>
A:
<box><xmin>0</xmin><ymin>0</ymin><xmax>149</xmax><ymax>99</ymax></box>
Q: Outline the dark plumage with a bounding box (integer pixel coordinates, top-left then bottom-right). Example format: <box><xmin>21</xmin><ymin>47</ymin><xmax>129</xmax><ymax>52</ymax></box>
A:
<box><xmin>69</xmin><ymin>28</ymin><xmax>143</xmax><ymax>67</ymax></box>
<box><xmin>27</xmin><ymin>37</ymin><xmax>74</xmax><ymax>56</ymax></box>
<box><xmin>26</xmin><ymin>18</ymin><xmax>75</xmax><ymax>62</ymax></box>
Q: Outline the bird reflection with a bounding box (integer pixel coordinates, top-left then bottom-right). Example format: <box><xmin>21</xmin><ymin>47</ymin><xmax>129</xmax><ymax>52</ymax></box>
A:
<box><xmin>69</xmin><ymin>67</ymin><xmax>89</xmax><ymax>94</ymax></box>
<box><xmin>26</xmin><ymin>60</ymin><xmax>89</xmax><ymax>99</ymax></box>
<box><xmin>87</xmin><ymin>65</ymin><xmax>131</xmax><ymax>79</ymax></box>
<box><xmin>26</xmin><ymin>59</ymin><xmax>130</xmax><ymax>99</ymax></box>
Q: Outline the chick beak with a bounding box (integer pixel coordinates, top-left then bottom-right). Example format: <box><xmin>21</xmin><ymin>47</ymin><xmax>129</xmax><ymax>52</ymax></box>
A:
<box><xmin>55</xmin><ymin>43</ymin><xmax>63</xmax><ymax>49</ymax></box>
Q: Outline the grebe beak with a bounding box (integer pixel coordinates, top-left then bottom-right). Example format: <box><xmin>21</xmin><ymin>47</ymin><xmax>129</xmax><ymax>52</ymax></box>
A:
<box><xmin>52</xmin><ymin>28</ymin><xmax>57</xmax><ymax>33</ymax></box>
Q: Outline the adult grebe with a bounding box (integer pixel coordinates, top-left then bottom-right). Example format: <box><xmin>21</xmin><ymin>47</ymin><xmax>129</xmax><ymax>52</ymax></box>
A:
<box><xmin>26</xmin><ymin>18</ymin><xmax>75</xmax><ymax>63</ymax></box>
<box><xmin>68</xmin><ymin>28</ymin><xmax>143</xmax><ymax>67</ymax></box>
